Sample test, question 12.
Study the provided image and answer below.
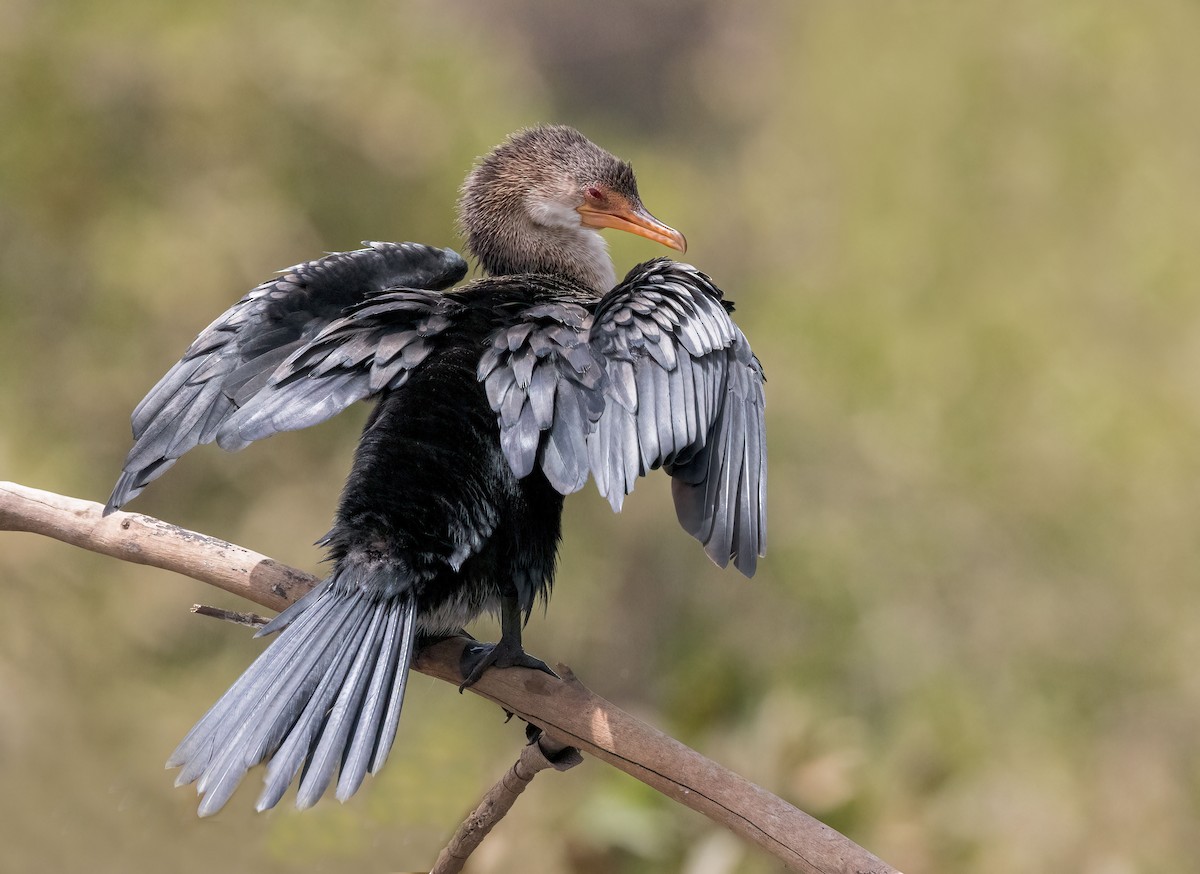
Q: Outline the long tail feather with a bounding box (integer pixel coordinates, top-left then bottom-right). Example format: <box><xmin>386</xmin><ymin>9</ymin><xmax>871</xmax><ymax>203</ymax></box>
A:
<box><xmin>169</xmin><ymin>575</ymin><xmax>419</xmax><ymax>815</ymax></box>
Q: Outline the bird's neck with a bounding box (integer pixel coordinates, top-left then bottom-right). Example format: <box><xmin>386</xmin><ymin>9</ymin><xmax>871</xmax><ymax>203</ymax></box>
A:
<box><xmin>539</xmin><ymin>225</ymin><xmax>616</xmax><ymax>293</ymax></box>
<box><xmin>465</xmin><ymin>205</ymin><xmax>616</xmax><ymax>294</ymax></box>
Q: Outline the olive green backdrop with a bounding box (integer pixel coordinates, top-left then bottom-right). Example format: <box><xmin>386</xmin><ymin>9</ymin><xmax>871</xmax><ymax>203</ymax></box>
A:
<box><xmin>2</xmin><ymin>2</ymin><xmax>1198</xmax><ymax>872</ymax></box>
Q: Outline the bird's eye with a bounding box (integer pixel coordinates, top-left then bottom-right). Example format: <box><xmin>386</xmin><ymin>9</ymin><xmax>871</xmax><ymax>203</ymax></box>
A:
<box><xmin>585</xmin><ymin>186</ymin><xmax>604</xmax><ymax>202</ymax></box>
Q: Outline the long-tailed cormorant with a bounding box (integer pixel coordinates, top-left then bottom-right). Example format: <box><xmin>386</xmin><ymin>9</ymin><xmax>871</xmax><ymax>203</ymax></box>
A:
<box><xmin>106</xmin><ymin>125</ymin><xmax>766</xmax><ymax>815</ymax></box>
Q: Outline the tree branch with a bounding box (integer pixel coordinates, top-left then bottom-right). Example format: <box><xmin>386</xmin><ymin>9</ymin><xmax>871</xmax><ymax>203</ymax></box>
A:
<box><xmin>430</xmin><ymin>732</ymin><xmax>583</xmax><ymax>874</ymax></box>
<box><xmin>0</xmin><ymin>481</ymin><xmax>901</xmax><ymax>874</ymax></box>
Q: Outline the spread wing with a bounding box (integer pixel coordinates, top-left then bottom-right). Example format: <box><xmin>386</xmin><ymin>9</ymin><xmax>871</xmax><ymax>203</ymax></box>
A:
<box><xmin>479</xmin><ymin>259</ymin><xmax>767</xmax><ymax>577</ymax></box>
<box><xmin>215</xmin><ymin>289</ymin><xmax>464</xmax><ymax>449</ymax></box>
<box><xmin>107</xmin><ymin>242</ymin><xmax>467</xmax><ymax>512</ymax></box>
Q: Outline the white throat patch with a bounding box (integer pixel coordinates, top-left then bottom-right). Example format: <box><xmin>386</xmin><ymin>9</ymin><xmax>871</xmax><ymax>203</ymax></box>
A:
<box><xmin>527</xmin><ymin>195</ymin><xmax>582</xmax><ymax>230</ymax></box>
<box><xmin>574</xmin><ymin>227</ymin><xmax>615</xmax><ymax>292</ymax></box>
<box><xmin>527</xmin><ymin>195</ymin><xmax>616</xmax><ymax>292</ymax></box>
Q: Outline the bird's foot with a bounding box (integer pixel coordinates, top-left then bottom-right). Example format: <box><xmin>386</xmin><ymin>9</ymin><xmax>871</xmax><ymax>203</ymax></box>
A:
<box><xmin>459</xmin><ymin>639</ymin><xmax>558</xmax><ymax>690</ymax></box>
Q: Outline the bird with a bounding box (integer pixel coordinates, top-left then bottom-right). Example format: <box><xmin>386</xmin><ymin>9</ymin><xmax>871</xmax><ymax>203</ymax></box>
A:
<box><xmin>106</xmin><ymin>124</ymin><xmax>767</xmax><ymax>816</ymax></box>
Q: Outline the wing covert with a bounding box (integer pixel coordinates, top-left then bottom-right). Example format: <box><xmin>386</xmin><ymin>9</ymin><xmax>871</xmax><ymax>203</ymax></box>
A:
<box><xmin>107</xmin><ymin>242</ymin><xmax>466</xmax><ymax>512</ymax></box>
<box><xmin>477</xmin><ymin>301</ymin><xmax>607</xmax><ymax>495</ymax></box>
<box><xmin>481</xmin><ymin>260</ymin><xmax>767</xmax><ymax>576</ymax></box>
<box><xmin>217</xmin><ymin>290</ymin><xmax>464</xmax><ymax>448</ymax></box>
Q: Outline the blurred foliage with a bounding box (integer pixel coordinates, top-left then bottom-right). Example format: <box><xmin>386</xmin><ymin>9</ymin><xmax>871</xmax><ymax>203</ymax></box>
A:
<box><xmin>2</xmin><ymin>1</ymin><xmax>1200</xmax><ymax>872</ymax></box>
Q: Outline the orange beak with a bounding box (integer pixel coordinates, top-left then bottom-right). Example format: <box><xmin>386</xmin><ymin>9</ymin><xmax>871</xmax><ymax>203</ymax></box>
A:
<box><xmin>577</xmin><ymin>199</ymin><xmax>687</xmax><ymax>253</ymax></box>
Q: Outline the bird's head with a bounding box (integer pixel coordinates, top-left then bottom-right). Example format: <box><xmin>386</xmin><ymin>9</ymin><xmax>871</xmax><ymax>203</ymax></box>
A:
<box><xmin>459</xmin><ymin>125</ymin><xmax>686</xmax><ymax>292</ymax></box>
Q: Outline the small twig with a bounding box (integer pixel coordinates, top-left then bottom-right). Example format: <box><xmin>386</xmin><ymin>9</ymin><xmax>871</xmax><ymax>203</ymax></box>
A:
<box><xmin>430</xmin><ymin>731</ymin><xmax>583</xmax><ymax>874</ymax></box>
<box><xmin>190</xmin><ymin>603</ymin><xmax>270</xmax><ymax>628</ymax></box>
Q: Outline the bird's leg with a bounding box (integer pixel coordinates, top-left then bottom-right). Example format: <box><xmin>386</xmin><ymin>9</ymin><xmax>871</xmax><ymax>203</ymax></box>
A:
<box><xmin>459</xmin><ymin>586</ymin><xmax>556</xmax><ymax>690</ymax></box>
<box><xmin>418</xmin><ymin>627</ymin><xmax>476</xmax><ymax>649</ymax></box>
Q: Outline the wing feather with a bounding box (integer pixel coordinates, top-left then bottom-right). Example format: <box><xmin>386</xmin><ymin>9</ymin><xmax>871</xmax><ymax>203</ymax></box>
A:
<box><xmin>478</xmin><ymin>299</ymin><xmax>604</xmax><ymax>487</ymax></box>
<box><xmin>480</xmin><ymin>260</ymin><xmax>766</xmax><ymax>577</ymax></box>
<box><xmin>107</xmin><ymin>242</ymin><xmax>466</xmax><ymax>512</ymax></box>
<box><xmin>217</xmin><ymin>289</ymin><xmax>464</xmax><ymax>448</ymax></box>
<box><xmin>587</xmin><ymin>260</ymin><xmax>766</xmax><ymax>575</ymax></box>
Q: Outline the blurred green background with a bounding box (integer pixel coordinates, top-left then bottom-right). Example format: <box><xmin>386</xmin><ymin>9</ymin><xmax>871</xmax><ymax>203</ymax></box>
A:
<box><xmin>3</xmin><ymin>1</ymin><xmax>1199</xmax><ymax>871</ymax></box>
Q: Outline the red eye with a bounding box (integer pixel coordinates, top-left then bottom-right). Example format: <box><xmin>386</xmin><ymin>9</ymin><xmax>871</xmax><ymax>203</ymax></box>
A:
<box><xmin>586</xmin><ymin>186</ymin><xmax>604</xmax><ymax>201</ymax></box>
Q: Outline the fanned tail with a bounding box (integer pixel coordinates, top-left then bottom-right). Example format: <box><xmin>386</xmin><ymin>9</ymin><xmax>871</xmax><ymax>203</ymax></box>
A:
<box><xmin>168</xmin><ymin>576</ymin><xmax>418</xmax><ymax>815</ymax></box>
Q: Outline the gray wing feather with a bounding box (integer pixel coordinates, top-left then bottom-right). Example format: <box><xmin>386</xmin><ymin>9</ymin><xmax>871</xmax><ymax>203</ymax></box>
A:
<box><xmin>478</xmin><ymin>301</ymin><xmax>606</xmax><ymax>485</ymax></box>
<box><xmin>584</xmin><ymin>261</ymin><xmax>766</xmax><ymax>576</ymax></box>
<box><xmin>107</xmin><ymin>242</ymin><xmax>466</xmax><ymax>512</ymax></box>
<box><xmin>480</xmin><ymin>260</ymin><xmax>766</xmax><ymax>577</ymax></box>
<box><xmin>214</xmin><ymin>289</ymin><xmax>463</xmax><ymax>448</ymax></box>
<box><xmin>667</xmin><ymin>344</ymin><xmax>767</xmax><ymax>576</ymax></box>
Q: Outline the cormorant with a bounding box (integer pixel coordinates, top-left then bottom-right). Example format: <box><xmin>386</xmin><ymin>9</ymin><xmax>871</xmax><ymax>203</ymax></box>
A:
<box><xmin>106</xmin><ymin>125</ymin><xmax>766</xmax><ymax>815</ymax></box>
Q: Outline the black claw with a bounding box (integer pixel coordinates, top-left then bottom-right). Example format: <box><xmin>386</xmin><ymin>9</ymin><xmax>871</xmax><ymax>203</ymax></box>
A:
<box><xmin>458</xmin><ymin>640</ymin><xmax>558</xmax><ymax>690</ymax></box>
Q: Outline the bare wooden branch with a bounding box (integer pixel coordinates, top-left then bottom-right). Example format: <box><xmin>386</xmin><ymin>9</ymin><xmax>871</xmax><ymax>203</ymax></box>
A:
<box><xmin>430</xmin><ymin>734</ymin><xmax>582</xmax><ymax>874</ymax></box>
<box><xmin>0</xmin><ymin>481</ymin><xmax>317</xmax><ymax>610</ymax></box>
<box><xmin>0</xmin><ymin>481</ymin><xmax>901</xmax><ymax>874</ymax></box>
